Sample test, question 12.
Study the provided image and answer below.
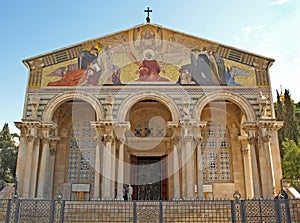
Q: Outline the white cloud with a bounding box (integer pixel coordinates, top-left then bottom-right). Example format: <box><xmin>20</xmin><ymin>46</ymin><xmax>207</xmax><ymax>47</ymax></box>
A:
<box><xmin>270</xmin><ymin>0</ymin><xmax>289</xmax><ymax>6</ymax></box>
<box><xmin>241</xmin><ymin>25</ymin><xmax>265</xmax><ymax>42</ymax></box>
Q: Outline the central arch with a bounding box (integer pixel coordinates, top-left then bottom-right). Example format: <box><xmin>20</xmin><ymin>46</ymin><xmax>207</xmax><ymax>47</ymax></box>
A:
<box><xmin>119</xmin><ymin>91</ymin><xmax>179</xmax><ymax>200</ymax></box>
<box><xmin>117</xmin><ymin>91</ymin><xmax>180</xmax><ymax>122</ymax></box>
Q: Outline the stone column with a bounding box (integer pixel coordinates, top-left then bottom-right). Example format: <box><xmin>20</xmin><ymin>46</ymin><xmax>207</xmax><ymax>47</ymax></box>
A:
<box><xmin>22</xmin><ymin>134</ymin><xmax>37</xmax><ymax>198</ymax></box>
<box><xmin>110</xmin><ymin>140</ymin><xmax>116</xmax><ymax>198</ymax></box>
<box><xmin>185</xmin><ymin>135</ymin><xmax>195</xmax><ymax>199</ymax></box>
<box><xmin>196</xmin><ymin>137</ymin><xmax>204</xmax><ymax>200</ymax></box>
<box><xmin>93</xmin><ymin>136</ymin><xmax>102</xmax><ymax>199</ymax></box>
<box><xmin>239</xmin><ymin>136</ymin><xmax>254</xmax><ymax>199</ymax></box>
<box><xmin>46</xmin><ymin>138</ymin><xmax>60</xmax><ymax>199</ymax></box>
<box><xmin>36</xmin><ymin>123</ymin><xmax>57</xmax><ymax>198</ymax></box>
<box><xmin>15</xmin><ymin>121</ymin><xmax>40</xmax><ymax>198</ymax></box>
<box><xmin>14</xmin><ymin>123</ymin><xmax>28</xmax><ymax>196</ymax></box>
<box><xmin>257</xmin><ymin>120</ymin><xmax>283</xmax><ymax>198</ymax></box>
<box><xmin>171</xmin><ymin>136</ymin><xmax>181</xmax><ymax>199</ymax></box>
<box><xmin>114</xmin><ymin>122</ymin><xmax>130</xmax><ymax>200</ymax></box>
<box><xmin>102</xmin><ymin>134</ymin><xmax>113</xmax><ymax>199</ymax></box>
<box><xmin>91</xmin><ymin>121</ymin><xmax>116</xmax><ymax>200</ymax></box>
<box><xmin>30</xmin><ymin>137</ymin><xmax>40</xmax><ymax>198</ymax></box>
<box><xmin>180</xmin><ymin>121</ymin><xmax>196</xmax><ymax>199</ymax></box>
<box><xmin>248</xmin><ymin>133</ymin><xmax>262</xmax><ymax>198</ymax></box>
<box><xmin>262</xmin><ymin>133</ymin><xmax>276</xmax><ymax>197</ymax></box>
<box><xmin>91</xmin><ymin>123</ymin><xmax>104</xmax><ymax>200</ymax></box>
<box><xmin>181</xmin><ymin>136</ymin><xmax>187</xmax><ymax>198</ymax></box>
<box><xmin>116</xmin><ymin>139</ymin><xmax>125</xmax><ymax>200</ymax></box>
<box><xmin>37</xmin><ymin>137</ymin><xmax>49</xmax><ymax>198</ymax></box>
<box><xmin>196</xmin><ymin>122</ymin><xmax>206</xmax><ymax>200</ymax></box>
<box><xmin>179</xmin><ymin>120</ymin><xmax>204</xmax><ymax>200</ymax></box>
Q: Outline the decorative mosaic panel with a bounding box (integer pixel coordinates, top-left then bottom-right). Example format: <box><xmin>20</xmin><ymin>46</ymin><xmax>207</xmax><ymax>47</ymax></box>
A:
<box><xmin>202</xmin><ymin>121</ymin><xmax>231</xmax><ymax>182</ymax></box>
<box><xmin>27</xmin><ymin>24</ymin><xmax>270</xmax><ymax>89</ymax></box>
<box><xmin>67</xmin><ymin>121</ymin><xmax>96</xmax><ymax>182</ymax></box>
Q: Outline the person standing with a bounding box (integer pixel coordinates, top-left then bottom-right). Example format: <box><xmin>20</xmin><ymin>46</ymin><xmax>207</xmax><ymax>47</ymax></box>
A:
<box><xmin>127</xmin><ymin>184</ymin><xmax>133</xmax><ymax>201</ymax></box>
<box><xmin>122</xmin><ymin>185</ymin><xmax>127</xmax><ymax>200</ymax></box>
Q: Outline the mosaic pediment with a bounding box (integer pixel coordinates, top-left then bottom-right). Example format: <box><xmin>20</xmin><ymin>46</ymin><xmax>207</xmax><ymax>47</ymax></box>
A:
<box><xmin>24</xmin><ymin>24</ymin><xmax>273</xmax><ymax>89</ymax></box>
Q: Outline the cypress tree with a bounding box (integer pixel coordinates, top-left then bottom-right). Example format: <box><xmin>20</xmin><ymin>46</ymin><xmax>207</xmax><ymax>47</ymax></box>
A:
<box><xmin>282</xmin><ymin>89</ymin><xmax>299</xmax><ymax>144</ymax></box>
<box><xmin>0</xmin><ymin>123</ymin><xmax>18</xmax><ymax>182</ymax></box>
<box><xmin>276</xmin><ymin>89</ymin><xmax>285</xmax><ymax>157</ymax></box>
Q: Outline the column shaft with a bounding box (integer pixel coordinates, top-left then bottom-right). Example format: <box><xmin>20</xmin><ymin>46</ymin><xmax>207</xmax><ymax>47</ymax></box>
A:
<box><xmin>185</xmin><ymin>138</ymin><xmax>195</xmax><ymax>198</ymax></box>
<box><xmin>30</xmin><ymin>139</ymin><xmax>40</xmax><ymax>198</ymax></box>
<box><xmin>93</xmin><ymin>139</ymin><xmax>101</xmax><ymax>199</ymax></box>
<box><xmin>15</xmin><ymin>134</ymin><xmax>27</xmax><ymax>195</ymax></box>
<box><xmin>22</xmin><ymin>138</ymin><xmax>35</xmax><ymax>198</ymax></box>
<box><xmin>173</xmin><ymin>141</ymin><xmax>180</xmax><ymax>199</ymax></box>
<box><xmin>102</xmin><ymin>137</ymin><xmax>112</xmax><ymax>199</ymax></box>
<box><xmin>110</xmin><ymin>142</ymin><xmax>116</xmax><ymax>198</ymax></box>
<box><xmin>196</xmin><ymin>143</ymin><xmax>204</xmax><ymax>199</ymax></box>
<box><xmin>116</xmin><ymin>142</ymin><xmax>124</xmax><ymax>200</ymax></box>
<box><xmin>248</xmin><ymin>134</ymin><xmax>262</xmax><ymax>198</ymax></box>
<box><xmin>263</xmin><ymin>137</ymin><xmax>276</xmax><ymax>197</ymax></box>
<box><xmin>240</xmin><ymin>138</ymin><xmax>254</xmax><ymax>199</ymax></box>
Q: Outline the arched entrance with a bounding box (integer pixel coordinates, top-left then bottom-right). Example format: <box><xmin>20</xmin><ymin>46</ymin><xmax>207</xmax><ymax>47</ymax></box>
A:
<box><xmin>195</xmin><ymin>92</ymin><xmax>257</xmax><ymax>199</ymax></box>
<box><xmin>125</xmin><ymin>99</ymin><xmax>173</xmax><ymax>200</ymax></box>
<box><xmin>51</xmin><ymin>100</ymin><xmax>97</xmax><ymax>199</ymax></box>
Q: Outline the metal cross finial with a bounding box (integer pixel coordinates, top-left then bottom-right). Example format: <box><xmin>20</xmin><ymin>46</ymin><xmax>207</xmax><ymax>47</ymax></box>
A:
<box><xmin>144</xmin><ymin>7</ymin><xmax>152</xmax><ymax>23</ymax></box>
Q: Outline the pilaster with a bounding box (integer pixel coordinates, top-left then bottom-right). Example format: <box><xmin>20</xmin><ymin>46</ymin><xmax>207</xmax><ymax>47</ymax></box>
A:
<box><xmin>91</xmin><ymin>120</ymin><xmax>117</xmax><ymax>199</ymax></box>
<box><xmin>15</xmin><ymin>120</ymin><xmax>41</xmax><ymax>198</ymax></box>
<box><xmin>46</xmin><ymin>137</ymin><xmax>60</xmax><ymax>199</ymax></box>
<box><xmin>179</xmin><ymin>120</ymin><xmax>206</xmax><ymax>199</ymax></box>
<box><xmin>257</xmin><ymin>119</ymin><xmax>283</xmax><ymax>198</ymax></box>
<box><xmin>37</xmin><ymin>122</ymin><xmax>57</xmax><ymax>198</ymax></box>
<box><xmin>238</xmin><ymin>135</ymin><xmax>254</xmax><ymax>199</ymax></box>
<box><xmin>114</xmin><ymin>122</ymin><xmax>130</xmax><ymax>200</ymax></box>
<box><xmin>241</xmin><ymin>122</ymin><xmax>262</xmax><ymax>198</ymax></box>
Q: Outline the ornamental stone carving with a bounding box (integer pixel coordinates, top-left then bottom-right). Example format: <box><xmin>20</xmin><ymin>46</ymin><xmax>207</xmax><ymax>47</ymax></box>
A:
<box><xmin>258</xmin><ymin>92</ymin><xmax>269</xmax><ymax>118</ymax></box>
<box><xmin>29</xmin><ymin>92</ymin><xmax>40</xmax><ymax>119</ymax></box>
<box><xmin>105</xmin><ymin>92</ymin><xmax>115</xmax><ymax>120</ymax></box>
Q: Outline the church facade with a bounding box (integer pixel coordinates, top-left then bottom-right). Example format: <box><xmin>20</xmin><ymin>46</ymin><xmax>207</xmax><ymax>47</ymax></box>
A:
<box><xmin>15</xmin><ymin>22</ymin><xmax>283</xmax><ymax>200</ymax></box>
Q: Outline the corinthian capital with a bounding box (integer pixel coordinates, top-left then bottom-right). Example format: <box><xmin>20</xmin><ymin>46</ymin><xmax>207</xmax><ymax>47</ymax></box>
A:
<box><xmin>41</xmin><ymin>137</ymin><xmax>49</xmax><ymax>145</ymax></box>
<box><xmin>262</xmin><ymin>134</ymin><xmax>271</xmax><ymax>143</ymax></box>
<box><xmin>102</xmin><ymin>134</ymin><xmax>114</xmax><ymax>143</ymax></box>
<box><xmin>171</xmin><ymin>136</ymin><xmax>180</xmax><ymax>145</ymax></box>
<box><xmin>247</xmin><ymin>136</ymin><xmax>257</xmax><ymax>145</ymax></box>
<box><xmin>193</xmin><ymin>136</ymin><xmax>202</xmax><ymax>146</ymax></box>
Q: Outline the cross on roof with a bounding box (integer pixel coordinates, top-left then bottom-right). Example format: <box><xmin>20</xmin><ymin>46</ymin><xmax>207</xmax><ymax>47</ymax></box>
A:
<box><xmin>144</xmin><ymin>7</ymin><xmax>152</xmax><ymax>23</ymax></box>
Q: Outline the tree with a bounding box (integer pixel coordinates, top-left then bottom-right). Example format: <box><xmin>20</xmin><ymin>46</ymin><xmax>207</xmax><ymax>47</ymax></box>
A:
<box><xmin>281</xmin><ymin>139</ymin><xmax>300</xmax><ymax>180</ymax></box>
<box><xmin>0</xmin><ymin>123</ymin><xmax>18</xmax><ymax>183</ymax></box>
<box><xmin>282</xmin><ymin>89</ymin><xmax>299</xmax><ymax>143</ymax></box>
<box><xmin>275</xmin><ymin>89</ymin><xmax>300</xmax><ymax>157</ymax></box>
<box><xmin>275</xmin><ymin>89</ymin><xmax>285</xmax><ymax>157</ymax></box>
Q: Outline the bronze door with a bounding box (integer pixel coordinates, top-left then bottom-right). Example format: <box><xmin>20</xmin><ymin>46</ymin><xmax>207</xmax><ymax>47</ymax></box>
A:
<box><xmin>131</xmin><ymin>157</ymin><xmax>167</xmax><ymax>200</ymax></box>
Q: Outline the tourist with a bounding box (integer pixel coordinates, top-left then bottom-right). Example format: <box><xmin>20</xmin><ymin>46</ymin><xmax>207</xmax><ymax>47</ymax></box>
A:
<box><xmin>127</xmin><ymin>184</ymin><xmax>133</xmax><ymax>201</ymax></box>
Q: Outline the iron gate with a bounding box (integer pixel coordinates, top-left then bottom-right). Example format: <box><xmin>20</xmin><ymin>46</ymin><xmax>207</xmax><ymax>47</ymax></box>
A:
<box><xmin>0</xmin><ymin>198</ymin><xmax>299</xmax><ymax>222</ymax></box>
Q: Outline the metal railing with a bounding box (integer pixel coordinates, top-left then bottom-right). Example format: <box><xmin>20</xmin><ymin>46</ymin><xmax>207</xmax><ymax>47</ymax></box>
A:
<box><xmin>0</xmin><ymin>198</ymin><xmax>299</xmax><ymax>222</ymax></box>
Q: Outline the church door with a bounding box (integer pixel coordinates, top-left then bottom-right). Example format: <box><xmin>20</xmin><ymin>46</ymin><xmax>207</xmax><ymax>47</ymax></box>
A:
<box><xmin>131</xmin><ymin>155</ymin><xmax>168</xmax><ymax>200</ymax></box>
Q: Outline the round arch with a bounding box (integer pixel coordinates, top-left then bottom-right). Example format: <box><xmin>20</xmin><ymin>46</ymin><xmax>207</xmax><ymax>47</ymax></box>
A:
<box><xmin>41</xmin><ymin>91</ymin><xmax>105</xmax><ymax>122</ymax></box>
<box><xmin>193</xmin><ymin>90</ymin><xmax>256</xmax><ymax>122</ymax></box>
<box><xmin>117</xmin><ymin>91</ymin><xmax>180</xmax><ymax>122</ymax></box>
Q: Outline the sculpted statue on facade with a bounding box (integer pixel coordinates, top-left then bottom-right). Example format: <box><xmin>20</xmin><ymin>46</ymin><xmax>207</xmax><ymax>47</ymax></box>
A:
<box><xmin>181</xmin><ymin>93</ymin><xmax>191</xmax><ymax>120</ymax></box>
<box><xmin>29</xmin><ymin>92</ymin><xmax>40</xmax><ymax>119</ymax></box>
<box><xmin>105</xmin><ymin>92</ymin><xmax>115</xmax><ymax>120</ymax></box>
<box><xmin>258</xmin><ymin>92</ymin><xmax>268</xmax><ymax>118</ymax></box>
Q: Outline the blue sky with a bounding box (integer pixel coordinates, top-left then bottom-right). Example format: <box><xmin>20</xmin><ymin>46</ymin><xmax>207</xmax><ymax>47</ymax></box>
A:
<box><xmin>0</xmin><ymin>0</ymin><xmax>299</xmax><ymax>133</ymax></box>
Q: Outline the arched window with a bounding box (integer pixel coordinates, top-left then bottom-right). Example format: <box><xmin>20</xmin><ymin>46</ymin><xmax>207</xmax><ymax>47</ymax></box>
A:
<box><xmin>67</xmin><ymin>121</ymin><xmax>96</xmax><ymax>182</ymax></box>
<box><xmin>133</xmin><ymin>121</ymin><xmax>166</xmax><ymax>137</ymax></box>
<box><xmin>201</xmin><ymin>121</ymin><xmax>232</xmax><ymax>182</ymax></box>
